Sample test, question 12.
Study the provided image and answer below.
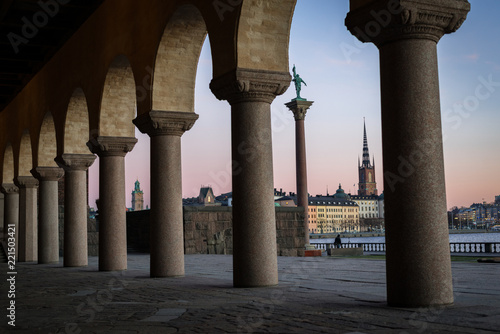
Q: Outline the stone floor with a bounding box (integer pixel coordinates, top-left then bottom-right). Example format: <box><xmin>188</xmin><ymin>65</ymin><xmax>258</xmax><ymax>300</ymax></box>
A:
<box><xmin>1</xmin><ymin>253</ymin><xmax>499</xmax><ymax>333</ymax></box>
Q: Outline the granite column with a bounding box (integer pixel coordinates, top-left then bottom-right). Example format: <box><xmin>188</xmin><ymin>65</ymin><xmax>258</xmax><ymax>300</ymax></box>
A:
<box><xmin>0</xmin><ymin>193</ymin><xmax>4</xmax><ymax>239</ymax></box>
<box><xmin>15</xmin><ymin>176</ymin><xmax>39</xmax><ymax>262</ymax></box>
<box><xmin>56</xmin><ymin>154</ymin><xmax>96</xmax><ymax>267</ymax></box>
<box><xmin>88</xmin><ymin>137</ymin><xmax>137</xmax><ymax>271</ymax></box>
<box><xmin>2</xmin><ymin>184</ymin><xmax>19</xmax><ymax>256</ymax></box>
<box><xmin>285</xmin><ymin>100</ymin><xmax>314</xmax><ymax>245</ymax></box>
<box><xmin>346</xmin><ymin>0</ymin><xmax>470</xmax><ymax>307</ymax></box>
<box><xmin>134</xmin><ymin>111</ymin><xmax>198</xmax><ymax>277</ymax></box>
<box><xmin>32</xmin><ymin>167</ymin><xmax>64</xmax><ymax>264</ymax></box>
<box><xmin>211</xmin><ymin>69</ymin><xmax>290</xmax><ymax>287</ymax></box>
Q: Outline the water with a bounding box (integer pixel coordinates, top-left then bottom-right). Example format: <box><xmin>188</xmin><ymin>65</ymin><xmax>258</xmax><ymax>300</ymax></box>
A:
<box><xmin>311</xmin><ymin>232</ymin><xmax>500</xmax><ymax>245</ymax></box>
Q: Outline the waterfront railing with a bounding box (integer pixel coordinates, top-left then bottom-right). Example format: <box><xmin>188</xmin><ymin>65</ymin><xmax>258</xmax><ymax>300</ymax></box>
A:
<box><xmin>313</xmin><ymin>242</ymin><xmax>500</xmax><ymax>254</ymax></box>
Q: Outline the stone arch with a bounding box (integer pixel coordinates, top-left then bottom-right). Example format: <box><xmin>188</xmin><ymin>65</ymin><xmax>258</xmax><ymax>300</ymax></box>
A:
<box><xmin>18</xmin><ymin>130</ymin><xmax>33</xmax><ymax>176</ymax></box>
<box><xmin>64</xmin><ymin>88</ymin><xmax>90</xmax><ymax>154</ymax></box>
<box><xmin>152</xmin><ymin>4</ymin><xmax>208</xmax><ymax>113</ymax></box>
<box><xmin>2</xmin><ymin>144</ymin><xmax>14</xmax><ymax>184</ymax></box>
<box><xmin>99</xmin><ymin>55</ymin><xmax>136</xmax><ymax>137</ymax></box>
<box><xmin>38</xmin><ymin>112</ymin><xmax>58</xmax><ymax>167</ymax></box>
<box><xmin>237</xmin><ymin>0</ymin><xmax>296</xmax><ymax>72</ymax></box>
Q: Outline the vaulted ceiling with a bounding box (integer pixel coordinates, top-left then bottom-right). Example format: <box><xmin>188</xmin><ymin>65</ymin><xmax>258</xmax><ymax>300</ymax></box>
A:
<box><xmin>0</xmin><ymin>0</ymin><xmax>104</xmax><ymax>111</ymax></box>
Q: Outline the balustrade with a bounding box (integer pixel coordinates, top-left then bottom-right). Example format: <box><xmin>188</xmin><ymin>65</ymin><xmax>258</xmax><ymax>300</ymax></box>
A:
<box><xmin>313</xmin><ymin>243</ymin><xmax>500</xmax><ymax>254</ymax></box>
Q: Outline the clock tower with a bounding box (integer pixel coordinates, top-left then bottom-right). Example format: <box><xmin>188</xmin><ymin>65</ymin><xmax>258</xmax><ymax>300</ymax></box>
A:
<box><xmin>358</xmin><ymin>120</ymin><xmax>377</xmax><ymax>196</ymax></box>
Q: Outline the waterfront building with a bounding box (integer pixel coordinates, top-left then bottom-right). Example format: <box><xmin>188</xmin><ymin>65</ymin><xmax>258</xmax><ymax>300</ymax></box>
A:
<box><xmin>358</xmin><ymin>120</ymin><xmax>377</xmax><ymax>196</ymax></box>
<box><xmin>131</xmin><ymin>180</ymin><xmax>144</xmax><ymax>211</ymax></box>
<box><xmin>308</xmin><ymin>185</ymin><xmax>360</xmax><ymax>234</ymax></box>
<box><xmin>350</xmin><ymin>194</ymin><xmax>379</xmax><ymax>219</ymax></box>
<box><xmin>448</xmin><ymin>198</ymin><xmax>500</xmax><ymax>229</ymax></box>
<box><xmin>378</xmin><ymin>193</ymin><xmax>385</xmax><ymax>219</ymax></box>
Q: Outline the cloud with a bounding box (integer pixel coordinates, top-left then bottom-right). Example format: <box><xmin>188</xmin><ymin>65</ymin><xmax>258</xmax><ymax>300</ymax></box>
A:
<box><xmin>485</xmin><ymin>61</ymin><xmax>500</xmax><ymax>71</ymax></box>
<box><xmin>326</xmin><ymin>57</ymin><xmax>364</xmax><ymax>68</ymax></box>
<box><xmin>464</xmin><ymin>53</ymin><xmax>479</xmax><ymax>61</ymax></box>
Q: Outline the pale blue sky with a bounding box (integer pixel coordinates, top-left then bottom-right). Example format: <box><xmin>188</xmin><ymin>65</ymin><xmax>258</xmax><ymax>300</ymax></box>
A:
<box><xmin>90</xmin><ymin>0</ymin><xmax>500</xmax><ymax>210</ymax></box>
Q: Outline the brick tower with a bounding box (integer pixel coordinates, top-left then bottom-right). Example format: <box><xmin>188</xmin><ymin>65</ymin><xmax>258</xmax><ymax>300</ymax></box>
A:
<box><xmin>358</xmin><ymin>120</ymin><xmax>377</xmax><ymax>196</ymax></box>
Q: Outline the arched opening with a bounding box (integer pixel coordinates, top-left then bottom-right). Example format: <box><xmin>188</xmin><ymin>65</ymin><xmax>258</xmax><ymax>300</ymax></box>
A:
<box><xmin>18</xmin><ymin>131</ymin><xmax>33</xmax><ymax>176</ymax></box>
<box><xmin>149</xmin><ymin>3</ymin><xmax>237</xmax><ymax>200</ymax></box>
<box><xmin>38</xmin><ymin>112</ymin><xmax>58</xmax><ymax>167</ymax></box>
<box><xmin>182</xmin><ymin>38</ymin><xmax>231</xmax><ymax>199</ymax></box>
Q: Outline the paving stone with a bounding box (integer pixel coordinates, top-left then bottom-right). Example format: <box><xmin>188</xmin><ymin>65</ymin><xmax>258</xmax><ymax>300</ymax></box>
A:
<box><xmin>1</xmin><ymin>254</ymin><xmax>499</xmax><ymax>333</ymax></box>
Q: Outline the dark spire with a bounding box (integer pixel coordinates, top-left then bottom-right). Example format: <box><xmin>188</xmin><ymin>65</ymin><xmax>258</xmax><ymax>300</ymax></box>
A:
<box><xmin>362</xmin><ymin>118</ymin><xmax>371</xmax><ymax>167</ymax></box>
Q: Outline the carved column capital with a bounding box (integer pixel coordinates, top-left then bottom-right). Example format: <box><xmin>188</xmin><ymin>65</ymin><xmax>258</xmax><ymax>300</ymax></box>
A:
<box><xmin>210</xmin><ymin>68</ymin><xmax>291</xmax><ymax>105</ymax></box>
<box><xmin>87</xmin><ymin>136</ymin><xmax>137</xmax><ymax>157</ymax></box>
<box><xmin>1</xmin><ymin>183</ymin><xmax>19</xmax><ymax>194</ymax></box>
<box><xmin>31</xmin><ymin>167</ymin><xmax>65</xmax><ymax>182</ymax></box>
<box><xmin>133</xmin><ymin>111</ymin><xmax>199</xmax><ymax>137</ymax></box>
<box><xmin>14</xmin><ymin>176</ymin><xmax>39</xmax><ymax>189</ymax></box>
<box><xmin>55</xmin><ymin>153</ymin><xmax>96</xmax><ymax>171</ymax></box>
<box><xmin>285</xmin><ymin>100</ymin><xmax>314</xmax><ymax>121</ymax></box>
<box><xmin>345</xmin><ymin>0</ymin><xmax>470</xmax><ymax>46</ymax></box>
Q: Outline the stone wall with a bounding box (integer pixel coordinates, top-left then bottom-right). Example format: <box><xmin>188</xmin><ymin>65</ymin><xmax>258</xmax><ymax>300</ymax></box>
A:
<box><xmin>126</xmin><ymin>206</ymin><xmax>306</xmax><ymax>256</ymax></box>
<box><xmin>58</xmin><ymin>205</ymin><xmax>99</xmax><ymax>256</ymax></box>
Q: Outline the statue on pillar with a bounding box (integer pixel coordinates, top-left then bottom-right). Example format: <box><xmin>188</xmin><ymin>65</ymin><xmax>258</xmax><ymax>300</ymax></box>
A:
<box><xmin>292</xmin><ymin>65</ymin><xmax>307</xmax><ymax>100</ymax></box>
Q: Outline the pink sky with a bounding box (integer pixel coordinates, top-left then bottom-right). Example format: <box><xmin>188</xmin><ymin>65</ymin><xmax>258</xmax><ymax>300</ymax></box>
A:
<box><xmin>89</xmin><ymin>0</ymin><xmax>500</xmax><ymax>211</ymax></box>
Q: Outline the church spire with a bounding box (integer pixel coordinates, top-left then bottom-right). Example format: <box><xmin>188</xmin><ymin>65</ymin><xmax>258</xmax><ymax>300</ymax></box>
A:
<box><xmin>362</xmin><ymin>118</ymin><xmax>371</xmax><ymax>167</ymax></box>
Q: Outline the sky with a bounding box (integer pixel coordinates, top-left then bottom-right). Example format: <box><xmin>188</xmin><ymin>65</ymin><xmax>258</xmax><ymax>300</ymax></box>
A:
<box><xmin>89</xmin><ymin>0</ymin><xmax>500</xmax><ymax>211</ymax></box>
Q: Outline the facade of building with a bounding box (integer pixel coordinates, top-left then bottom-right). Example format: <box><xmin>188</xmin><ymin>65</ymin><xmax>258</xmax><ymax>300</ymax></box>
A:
<box><xmin>350</xmin><ymin>194</ymin><xmax>379</xmax><ymax>219</ymax></box>
<box><xmin>131</xmin><ymin>180</ymin><xmax>144</xmax><ymax>211</ymax></box>
<box><xmin>378</xmin><ymin>193</ymin><xmax>385</xmax><ymax>219</ymax></box>
<box><xmin>308</xmin><ymin>185</ymin><xmax>360</xmax><ymax>234</ymax></box>
<box><xmin>448</xmin><ymin>199</ymin><xmax>500</xmax><ymax>229</ymax></box>
<box><xmin>358</xmin><ymin>121</ymin><xmax>377</xmax><ymax>196</ymax></box>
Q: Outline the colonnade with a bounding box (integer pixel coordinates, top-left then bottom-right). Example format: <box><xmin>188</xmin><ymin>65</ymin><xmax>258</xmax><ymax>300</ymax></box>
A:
<box><xmin>0</xmin><ymin>0</ymin><xmax>470</xmax><ymax>308</ymax></box>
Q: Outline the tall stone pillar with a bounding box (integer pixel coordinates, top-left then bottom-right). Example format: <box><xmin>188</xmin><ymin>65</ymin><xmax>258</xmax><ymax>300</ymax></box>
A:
<box><xmin>285</xmin><ymin>100</ymin><xmax>314</xmax><ymax>245</ymax></box>
<box><xmin>31</xmin><ymin>167</ymin><xmax>64</xmax><ymax>264</ymax></box>
<box><xmin>88</xmin><ymin>137</ymin><xmax>137</xmax><ymax>271</ymax></box>
<box><xmin>15</xmin><ymin>176</ymin><xmax>39</xmax><ymax>262</ymax></box>
<box><xmin>211</xmin><ymin>68</ymin><xmax>290</xmax><ymax>287</ymax></box>
<box><xmin>134</xmin><ymin>111</ymin><xmax>198</xmax><ymax>277</ymax></box>
<box><xmin>0</xmin><ymin>193</ymin><xmax>4</xmax><ymax>239</ymax></box>
<box><xmin>56</xmin><ymin>154</ymin><xmax>96</xmax><ymax>267</ymax></box>
<box><xmin>346</xmin><ymin>0</ymin><xmax>470</xmax><ymax>307</ymax></box>
<box><xmin>1</xmin><ymin>184</ymin><xmax>19</xmax><ymax>256</ymax></box>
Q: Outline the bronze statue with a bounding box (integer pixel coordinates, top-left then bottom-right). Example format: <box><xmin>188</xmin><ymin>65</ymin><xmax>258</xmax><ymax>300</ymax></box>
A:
<box><xmin>292</xmin><ymin>64</ymin><xmax>307</xmax><ymax>100</ymax></box>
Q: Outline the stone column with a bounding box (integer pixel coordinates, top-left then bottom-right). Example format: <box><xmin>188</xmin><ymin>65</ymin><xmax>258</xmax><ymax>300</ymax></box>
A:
<box><xmin>346</xmin><ymin>0</ymin><xmax>470</xmax><ymax>307</ymax></box>
<box><xmin>134</xmin><ymin>111</ymin><xmax>198</xmax><ymax>277</ymax></box>
<box><xmin>31</xmin><ymin>167</ymin><xmax>64</xmax><ymax>264</ymax></box>
<box><xmin>285</xmin><ymin>100</ymin><xmax>314</xmax><ymax>245</ymax></box>
<box><xmin>0</xmin><ymin>193</ymin><xmax>4</xmax><ymax>239</ymax></box>
<box><xmin>210</xmin><ymin>68</ymin><xmax>290</xmax><ymax>287</ymax></box>
<box><xmin>15</xmin><ymin>176</ymin><xmax>39</xmax><ymax>262</ymax></box>
<box><xmin>87</xmin><ymin>137</ymin><xmax>137</xmax><ymax>271</ymax></box>
<box><xmin>56</xmin><ymin>154</ymin><xmax>96</xmax><ymax>267</ymax></box>
<box><xmin>1</xmin><ymin>184</ymin><xmax>19</xmax><ymax>256</ymax></box>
